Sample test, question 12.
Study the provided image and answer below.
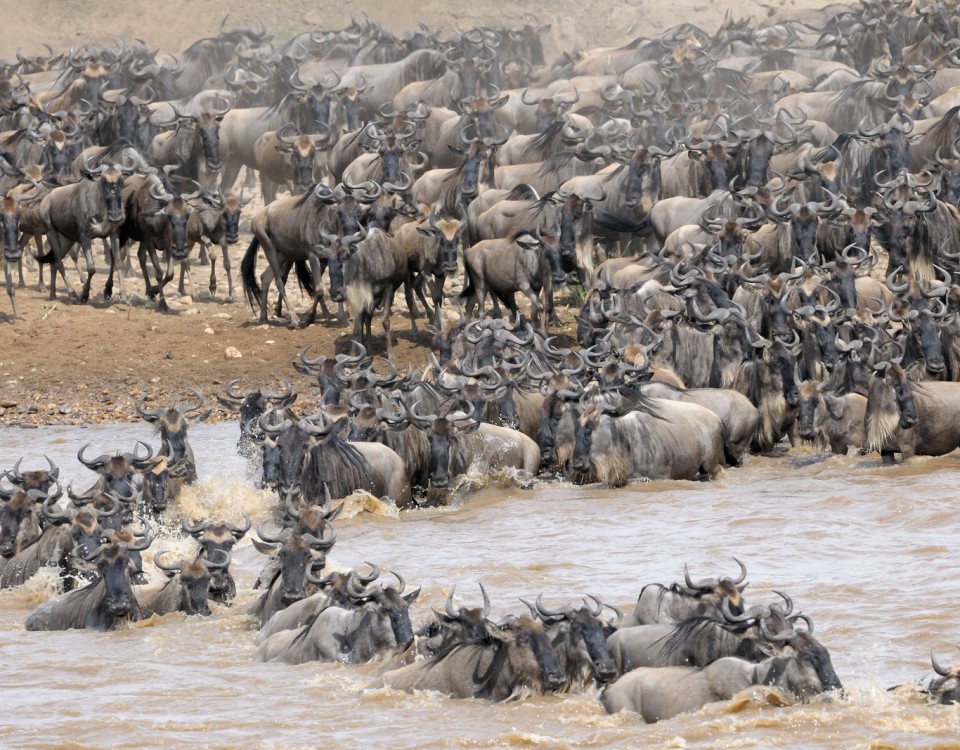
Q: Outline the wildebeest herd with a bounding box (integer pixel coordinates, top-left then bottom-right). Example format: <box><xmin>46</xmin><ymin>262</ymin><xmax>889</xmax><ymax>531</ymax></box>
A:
<box><xmin>3</xmin><ymin>0</ymin><xmax>960</xmax><ymax>725</ymax></box>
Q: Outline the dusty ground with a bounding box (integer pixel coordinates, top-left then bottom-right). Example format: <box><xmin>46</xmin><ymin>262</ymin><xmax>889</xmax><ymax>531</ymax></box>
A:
<box><xmin>0</xmin><ymin>0</ymin><xmax>825</xmax><ymax>426</ymax></box>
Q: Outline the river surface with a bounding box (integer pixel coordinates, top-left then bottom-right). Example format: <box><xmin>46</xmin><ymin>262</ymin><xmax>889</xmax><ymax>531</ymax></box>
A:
<box><xmin>1</xmin><ymin>422</ymin><xmax>959</xmax><ymax>748</ymax></box>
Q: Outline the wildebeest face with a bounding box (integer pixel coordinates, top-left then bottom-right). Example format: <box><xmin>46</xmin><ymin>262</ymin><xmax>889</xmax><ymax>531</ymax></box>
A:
<box><xmin>221</xmin><ymin>198</ymin><xmax>242</xmax><ymax>244</ymax></box>
<box><xmin>197</xmin><ymin>527</ymin><xmax>239</xmax><ymax>599</ymax></box>
<box><xmin>0</xmin><ymin>493</ymin><xmax>33</xmax><ymax>557</ymax></box>
<box><xmin>571</xmin><ymin>409</ymin><xmax>597</xmax><ymax>475</ymax></box>
<box><xmin>1</xmin><ymin>197</ymin><xmax>22</xmax><ymax>261</ymax></box>
<box><xmin>98</xmin><ymin>545</ymin><xmax>136</xmax><ymax>617</ymax></box>
<box><xmin>427</xmin><ymin>420</ymin><xmax>457</xmax><ymax>489</ymax></box>
<box><xmin>179</xmin><ymin>560</ymin><xmax>213</xmax><ymax>616</ymax></box>
<box><xmin>797</xmin><ymin>381</ymin><xmax>820</xmax><ymax>440</ymax></box>
<box><xmin>791</xmin><ymin>209</ymin><xmax>819</xmax><ymax>264</ymax></box>
<box><xmin>505</xmin><ymin>616</ymin><xmax>567</xmax><ymax>692</ymax></box>
<box><xmin>565</xmin><ymin>607</ymin><xmax>617</xmax><ymax>683</ymax></box>
<box><xmin>277</xmin><ymin>537</ymin><xmax>320</xmax><ymax>604</ymax></box>
<box><xmin>99</xmin><ymin>170</ymin><xmax>125</xmax><ymax>223</ymax></box>
<box><xmin>771</xmin><ymin>341</ymin><xmax>800</xmax><ymax>408</ymax></box>
<box><xmin>165</xmin><ymin>199</ymin><xmax>192</xmax><ymax>260</ymax></box>
<box><xmin>892</xmin><ymin>370</ymin><xmax>919</xmax><ymax>428</ymax></box>
<box><xmin>70</xmin><ymin>511</ymin><xmax>102</xmax><ymax>560</ymax></box>
<box><xmin>197</xmin><ymin>113</ymin><xmax>223</xmax><ymax>171</ymax></box>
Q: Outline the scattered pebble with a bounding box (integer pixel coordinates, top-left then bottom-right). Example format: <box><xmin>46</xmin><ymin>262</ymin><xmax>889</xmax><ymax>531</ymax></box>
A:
<box><xmin>224</xmin><ymin>347</ymin><xmax>242</xmax><ymax>359</ymax></box>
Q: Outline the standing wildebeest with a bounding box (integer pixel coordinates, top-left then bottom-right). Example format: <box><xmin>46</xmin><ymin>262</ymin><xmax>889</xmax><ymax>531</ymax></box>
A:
<box><xmin>621</xmin><ymin>558</ymin><xmax>749</xmax><ymax>628</ymax></box>
<box><xmin>1</xmin><ymin>186</ymin><xmax>43</xmax><ymax>319</ymax></box>
<box><xmin>374</xmin><ymin>614</ymin><xmax>567</xmax><ymax>701</ymax></box>
<box><xmin>403</xmin><ymin>401</ymin><xmax>540</xmax><ymax>501</ymax></box>
<box><xmin>571</xmin><ymin>392</ymin><xmax>725</xmax><ymax>485</ymax></box>
<box><xmin>148</xmin><ymin>102</ymin><xmax>230</xmax><ymax>191</ymax></box>
<box><xmin>393</xmin><ymin>208</ymin><xmax>463</xmax><ymax>327</ymax></box>
<box><xmin>601</xmin><ymin>630</ymin><xmax>842</xmax><ymax>722</ymax></box>
<box><xmin>35</xmin><ymin>158</ymin><xmax>133</xmax><ymax>303</ymax></box>
<box><xmin>865</xmin><ymin>362</ymin><xmax>960</xmax><ymax>461</ymax></box>
<box><xmin>253</xmin><ymin>123</ymin><xmax>331</xmax><ymax>204</ymax></box>
<box><xmin>796</xmin><ymin>380</ymin><xmax>867</xmax><ymax>454</ymax></box>
<box><xmin>410</xmin><ymin>139</ymin><xmax>496</xmax><ymax>217</ymax></box>
<box><xmin>322</xmin><ymin>226</ymin><xmax>411</xmax><ymax>357</ymax></box>
<box><xmin>461</xmin><ymin>230</ymin><xmax>565</xmax><ymax>336</ymax></box>
<box><xmin>240</xmin><ymin>182</ymin><xmax>341</xmax><ymax>328</ymax></box>
<box><xmin>183</xmin><ymin>188</ymin><xmax>246</xmax><ymax>302</ymax></box>
<box><xmin>25</xmin><ymin>533</ymin><xmax>152</xmax><ymax>631</ymax></box>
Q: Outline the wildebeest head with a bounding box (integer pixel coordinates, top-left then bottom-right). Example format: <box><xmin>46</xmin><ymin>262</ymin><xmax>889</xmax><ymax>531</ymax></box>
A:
<box><xmin>82</xmin><ymin>164</ymin><xmax>126</xmax><ymax>224</ymax></box>
<box><xmin>252</xmin><ymin>520</ymin><xmax>337</xmax><ymax>604</ymax></box>
<box><xmin>486</xmin><ymin>614</ymin><xmax>567</xmax><ymax>696</ymax></box>
<box><xmin>76</xmin><ymin>442</ymin><xmax>150</xmax><ymax>500</ymax></box>
<box><xmin>154</xmin><ymin>549</ymin><xmax>230</xmax><ymax>616</ymax></box>
<box><xmin>416</xmin><ymin>209</ymin><xmax>463</xmax><ymax>276</ymax></box>
<box><xmin>869</xmin><ymin>362</ymin><xmax>919</xmax><ymax>433</ymax></box>
<box><xmin>420</xmin><ymin>583</ymin><xmax>493</xmax><ymax>654</ymax></box>
<box><xmin>890</xmin><ymin>282</ymin><xmax>948</xmax><ymax>376</ymax></box>
<box><xmin>928</xmin><ymin>650</ymin><xmax>960</xmax><ymax>705</ymax></box>
<box><xmin>0</xmin><ymin>482</ymin><xmax>58</xmax><ymax>558</ymax></box>
<box><xmin>348</xmin><ymin>571</ymin><xmax>421</xmax><ymax>653</ymax></box>
<box><xmin>317</xmin><ymin>227</ymin><xmax>367</xmax><ymax>304</ymax></box>
<box><xmin>3</xmin><ymin>455</ymin><xmax>60</xmax><ymax>494</ymax></box>
<box><xmin>182</xmin><ymin>513</ymin><xmax>250</xmax><ymax>601</ymax></box>
<box><xmin>770</xmin><ymin>338</ymin><xmax>801</xmax><ymax>409</ymax></box>
<box><xmin>448</xmin><ymin>140</ymin><xmax>495</xmax><ymax>200</ymax></box>
<box><xmin>762</xmin><ymin>619</ymin><xmax>843</xmax><ymax>697</ymax></box>
<box><xmin>797</xmin><ymin>380</ymin><xmax>823</xmax><ymax>441</ymax></box>
<box><xmin>524</xmin><ymin>594</ymin><xmax>618</xmax><ymax>686</ymax></box>
<box><xmin>405</xmin><ymin>401</ymin><xmax>479</xmax><ymax>491</ymax></box>
<box><xmin>218</xmin><ymin>379</ymin><xmax>297</xmax><ymax>442</ymax></box>
<box><xmin>164</xmin><ymin>197</ymin><xmax>193</xmax><ymax>260</ymax></box>
<box><xmin>678</xmin><ymin>556</ymin><xmax>748</xmax><ymax>616</ymax></box>
<box><xmin>536</xmin><ymin>380</ymin><xmax>581</xmax><ymax>469</ymax></box>
<box><xmin>82</xmin><ymin>532</ymin><xmax>152</xmax><ymax>619</ymax></box>
<box><xmin>136</xmin><ymin>388</ymin><xmax>206</xmax><ymax>464</ymax></box>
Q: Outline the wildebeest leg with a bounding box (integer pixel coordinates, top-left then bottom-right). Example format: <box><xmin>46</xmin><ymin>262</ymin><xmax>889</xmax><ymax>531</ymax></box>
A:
<box><xmin>403</xmin><ymin>272</ymin><xmax>420</xmax><ymax>337</ymax></box>
<box><xmin>103</xmin><ymin>235</ymin><xmax>126</xmax><ymax>302</ymax></box>
<box><xmin>78</xmin><ymin>236</ymin><xmax>96</xmax><ymax>304</ymax></box>
<box><xmin>220</xmin><ymin>241</ymin><xmax>236</xmax><ymax>302</ymax></box>
<box><xmin>3</xmin><ymin>260</ymin><xmax>19</xmax><ymax>319</ymax></box>
<box><xmin>45</xmin><ymin>231</ymin><xmax>77</xmax><ymax>301</ymax></box>
<box><xmin>180</xmin><ymin>259</ymin><xmax>198</xmax><ymax>302</ymax></box>
<box><xmin>21</xmin><ymin>235</ymin><xmax>41</xmax><ymax>291</ymax></box>
<box><xmin>428</xmin><ymin>275</ymin><xmax>444</xmax><ymax>327</ymax></box>
<box><xmin>261</xmin><ymin>237</ymin><xmax>302</xmax><ymax>327</ymax></box>
<box><xmin>15</xmin><ymin>256</ymin><xmax>25</xmax><ymax>288</ymax></box>
<box><xmin>219</xmin><ymin>161</ymin><xmax>242</xmax><ymax>196</ymax></box>
<box><xmin>155</xmin><ymin>252</ymin><xmax>176</xmax><ymax>312</ymax></box>
<box><xmin>382</xmin><ymin>286</ymin><xmax>397</xmax><ymax>359</ymax></box>
<box><xmin>273</xmin><ymin>262</ymin><xmax>292</xmax><ymax>318</ymax></box>
<box><xmin>138</xmin><ymin>242</ymin><xmax>158</xmax><ymax>298</ymax></box>
<box><xmin>310</xmin><ymin>257</ymin><xmax>333</xmax><ymax>319</ymax></box>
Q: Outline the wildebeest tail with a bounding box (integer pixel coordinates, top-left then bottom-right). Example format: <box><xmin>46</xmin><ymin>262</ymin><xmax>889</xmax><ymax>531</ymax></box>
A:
<box><xmin>294</xmin><ymin>260</ymin><xmax>315</xmax><ymax>298</ymax></box>
<box><xmin>593</xmin><ymin>211</ymin><xmax>650</xmax><ymax>235</ymax></box>
<box><xmin>240</xmin><ymin>236</ymin><xmax>261</xmax><ymax>311</ymax></box>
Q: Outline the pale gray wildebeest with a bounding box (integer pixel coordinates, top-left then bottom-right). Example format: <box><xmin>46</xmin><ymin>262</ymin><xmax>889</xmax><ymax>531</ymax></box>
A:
<box><xmin>607</xmin><ymin>592</ymin><xmax>799</xmax><ymax>673</ymax></box>
<box><xmin>796</xmin><ymin>380</ymin><xmax>867</xmax><ymax>454</ymax></box>
<box><xmin>373</xmin><ymin>614</ymin><xmax>567</xmax><ymax>701</ymax></box>
<box><xmin>24</xmin><ymin>532</ymin><xmax>153</xmax><ymax>631</ymax></box>
<box><xmin>865</xmin><ymin>361</ymin><xmax>960</xmax><ymax>462</ymax></box>
<box><xmin>136</xmin><ymin>549</ymin><xmax>230</xmax><ymax>617</ymax></box>
<box><xmin>402</xmin><ymin>400</ymin><xmax>540</xmax><ymax>503</ymax></box>
<box><xmin>253</xmin><ymin>571</ymin><xmax>420</xmax><ymax>665</ymax></box>
<box><xmin>601</xmin><ymin>632</ymin><xmax>842</xmax><ymax>722</ymax></box>
<box><xmin>414</xmin><ymin>583</ymin><xmax>494</xmax><ymax>657</ymax></box>
<box><xmin>248</xmin><ymin>519</ymin><xmax>337</xmax><ymax>628</ymax></box>
<box><xmin>259</xmin><ymin>410</ymin><xmax>412</xmax><ymax>509</ymax></box>
<box><xmin>731</xmin><ymin>338</ymin><xmax>801</xmax><ymax>452</ymax></box>
<box><xmin>461</xmin><ymin>230</ymin><xmax>565</xmax><ymax>336</ymax></box>
<box><xmin>570</xmin><ymin>391</ymin><xmax>725</xmax><ymax>485</ymax></box>
<box><xmin>521</xmin><ymin>594</ymin><xmax>619</xmax><ymax>691</ymax></box>
<box><xmin>621</xmin><ymin>558</ymin><xmax>749</xmax><ymax>628</ymax></box>
<box><xmin>639</xmin><ymin>381</ymin><xmax>760</xmax><ymax>465</ymax></box>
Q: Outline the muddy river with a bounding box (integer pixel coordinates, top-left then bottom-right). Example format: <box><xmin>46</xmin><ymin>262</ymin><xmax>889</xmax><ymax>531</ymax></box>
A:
<box><xmin>1</xmin><ymin>422</ymin><xmax>958</xmax><ymax>748</ymax></box>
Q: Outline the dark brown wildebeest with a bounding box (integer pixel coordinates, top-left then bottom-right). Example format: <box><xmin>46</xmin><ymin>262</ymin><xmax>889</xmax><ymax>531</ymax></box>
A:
<box><xmin>182</xmin><ymin>188</ymin><xmax>248</xmax><ymax>302</ymax></box>
<box><xmin>71</xmin><ymin>441</ymin><xmax>152</xmax><ymax>505</ymax></box>
<box><xmin>322</xmin><ymin>225</ymin><xmax>410</xmax><ymax>357</ymax></box>
<box><xmin>136</xmin><ymin>388</ymin><xmax>208</xmax><ymax>499</ymax></box>
<box><xmin>0</xmin><ymin>482</ymin><xmax>60</xmax><ymax>562</ymax></box>
<box><xmin>181</xmin><ymin>513</ymin><xmax>251</xmax><ymax>602</ymax></box>
<box><xmin>25</xmin><ymin>532</ymin><xmax>153</xmax><ymax>631</ymax></box>
<box><xmin>138</xmin><ymin>549</ymin><xmax>230</xmax><ymax>617</ymax></box>
<box><xmin>393</xmin><ymin>207</ymin><xmax>463</xmax><ymax>327</ymax></box>
<box><xmin>35</xmin><ymin>157</ymin><xmax>134</xmax><ymax>303</ymax></box>
<box><xmin>252</xmin><ymin>123</ymin><xmax>331</xmax><ymax>204</ymax></box>
<box><xmin>148</xmin><ymin>102</ymin><xmax>230</xmax><ymax>192</ymax></box>
<box><xmin>1</xmin><ymin>187</ymin><xmax>43</xmax><ymax>319</ymax></box>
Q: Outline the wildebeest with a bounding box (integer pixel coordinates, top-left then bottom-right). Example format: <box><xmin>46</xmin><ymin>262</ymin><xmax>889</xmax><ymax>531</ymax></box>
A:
<box><xmin>253</xmin><ymin>571</ymin><xmax>420</xmax><ymax>664</ymax></box>
<box><xmin>36</xmin><ymin>158</ymin><xmax>133</xmax><ymax>303</ymax></box>
<box><xmin>571</xmin><ymin>391</ymin><xmax>725</xmax><ymax>485</ymax></box>
<box><xmin>25</xmin><ymin>533</ymin><xmax>152</xmax><ymax>631</ymax></box>
<box><xmin>71</xmin><ymin>441</ymin><xmax>152</xmax><ymax>503</ymax></box>
<box><xmin>136</xmin><ymin>549</ymin><xmax>230</xmax><ymax>617</ymax></box>
<box><xmin>796</xmin><ymin>380</ymin><xmax>867</xmax><ymax>454</ymax></box>
<box><xmin>374</xmin><ymin>613</ymin><xmax>567</xmax><ymax>701</ymax></box>
<box><xmin>181</xmin><ymin>513</ymin><xmax>250</xmax><ymax>602</ymax></box>
<box><xmin>621</xmin><ymin>558</ymin><xmax>748</xmax><ymax>628</ymax></box>
<box><xmin>865</xmin><ymin>362</ymin><xmax>960</xmax><ymax>461</ymax></box>
<box><xmin>921</xmin><ymin>649</ymin><xmax>960</xmax><ymax>705</ymax></box>
<box><xmin>601</xmin><ymin>633</ymin><xmax>842</xmax><ymax>722</ymax></box>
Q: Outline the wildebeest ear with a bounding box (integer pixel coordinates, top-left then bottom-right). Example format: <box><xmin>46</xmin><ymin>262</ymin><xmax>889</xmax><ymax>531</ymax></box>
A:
<box><xmin>416</xmin><ymin>226</ymin><xmax>433</xmax><ymax>237</ymax></box>
<box><xmin>448</xmin><ymin>145</ymin><xmax>465</xmax><ymax>156</ymax></box>
<box><xmin>403</xmin><ymin>586</ymin><xmax>421</xmax><ymax>604</ymax></box>
<box><xmin>275</xmin><ymin>145</ymin><xmax>293</xmax><ymax>154</ymax></box>
<box><xmin>823</xmin><ymin>394</ymin><xmax>845</xmax><ymax>420</ymax></box>
<box><xmin>216</xmin><ymin>395</ymin><xmax>242</xmax><ymax>411</ymax></box>
<box><xmin>278</xmin><ymin>394</ymin><xmax>297</xmax><ymax>408</ymax></box>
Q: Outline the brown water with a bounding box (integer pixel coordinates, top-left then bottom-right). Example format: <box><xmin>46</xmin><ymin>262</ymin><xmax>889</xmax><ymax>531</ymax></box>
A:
<box><xmin>2</xmin><ymin>423</ymin><xmax>960</xmax><ymax>749</ymax></box>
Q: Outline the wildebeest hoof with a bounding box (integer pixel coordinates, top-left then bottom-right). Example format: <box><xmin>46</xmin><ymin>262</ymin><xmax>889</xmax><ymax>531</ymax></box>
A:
<box><xmin>158</xmin><ymin>298</ymin><xmax>170</xmax><ymax>313</ymax></box>
<box><xmin>225</xmin><ymin>294</ymin><xmax>236</xmax><ymax>304</ymax></box>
